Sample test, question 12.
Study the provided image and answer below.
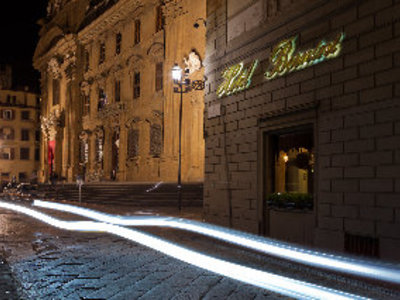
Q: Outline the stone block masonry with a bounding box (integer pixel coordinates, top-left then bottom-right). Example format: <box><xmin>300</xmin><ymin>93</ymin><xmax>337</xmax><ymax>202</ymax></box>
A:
<box><xmin>205</xmin><ymin>0</ymin><xmax>400</xmax><ymax>261</ymax></box>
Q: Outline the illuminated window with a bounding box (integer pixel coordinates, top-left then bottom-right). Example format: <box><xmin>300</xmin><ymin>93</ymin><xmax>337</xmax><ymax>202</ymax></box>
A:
<box><xmin>155</xmin><ymin>63</ymin><xmax>163</xmax><ymax>91</ymax></box>
<box><xmin>134</xmin><ymin>20</ymin><xmax>141</xmax><ymax>44</ymax></box>
<box><xmin>266</xmin><ymin>127</ymin><xmax>314</xmax><ymax>209</ymax></box>
<box><xmin>133</xmin><ymin>72</ymin><xmax>140</xmax><ymax>99</ymax></box>
<box><xmin>79</xmin><ymin>139</ymin><xmax>89</xmax><ymax>164</ymax></box>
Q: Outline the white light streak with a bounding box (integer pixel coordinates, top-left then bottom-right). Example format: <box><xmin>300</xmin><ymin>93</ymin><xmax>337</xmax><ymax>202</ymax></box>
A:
<box><xmin>33</xmin><ymin>200</ymin><xmax>400</xmax><ymax>285</ymax></box>
<box><xmin>0</xmin><ymin>201</ymin><xmax>367</xmax><ymax>300</ymax></box>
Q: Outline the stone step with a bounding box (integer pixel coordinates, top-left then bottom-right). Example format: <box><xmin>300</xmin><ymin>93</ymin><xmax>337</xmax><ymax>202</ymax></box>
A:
<box><xmin>38</xmin><ymin>183</ymin><xmax>203</xmax><ymax>207</ymax></box>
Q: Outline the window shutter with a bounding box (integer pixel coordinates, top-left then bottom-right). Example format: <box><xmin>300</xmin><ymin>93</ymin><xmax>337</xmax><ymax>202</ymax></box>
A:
<box><xmin>10</xmin><ymin>148</ymin><xmax>15</xmax><ymax>160</ymax></box>
<box><xmin>0</xmin><ymin>109</ymin><xmax>3</xmax><ymax>119</ymax></box>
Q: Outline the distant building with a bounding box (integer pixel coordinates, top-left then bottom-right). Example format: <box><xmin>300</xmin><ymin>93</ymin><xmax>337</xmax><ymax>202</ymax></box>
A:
<box><xmin>0</xmin><ymin>87</ymin><xmax>41</xmax><ymax>186</ymax></box>
<box><xmin>34</xmin><ymin>0</ymin><xmax>206</xmax><ymax>183</ymax></box>
<box><xmin>0</xmin><ymin>64</ymin><xmax>12</xmax><ymax>90</ymax></box>
<box><xmin>204</xmin><ymin>0</ymin><xmax>400</xmax><ymax>261</ymax></box>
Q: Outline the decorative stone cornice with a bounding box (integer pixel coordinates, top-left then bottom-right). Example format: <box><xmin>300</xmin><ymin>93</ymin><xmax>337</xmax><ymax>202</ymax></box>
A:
<box><xmin>79</xmin><ymin>0</ymin><xmax>144</xmax><ymax>45</ymax></box>
<box><xmin>47</xmin><ymin>0</ymin><xmax>71</xmax><ymax>18</ymax></box>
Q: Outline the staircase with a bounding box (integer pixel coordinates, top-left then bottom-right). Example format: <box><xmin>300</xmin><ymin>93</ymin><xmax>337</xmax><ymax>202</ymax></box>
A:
<box><xmin>38</xmin><ymin>182</ymin><xmax>203</xmax><ymax>207</ymax></box>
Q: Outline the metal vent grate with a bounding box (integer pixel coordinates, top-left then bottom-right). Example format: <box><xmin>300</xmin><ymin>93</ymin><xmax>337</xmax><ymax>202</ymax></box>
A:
<box><xmin>344</xmin><ymin>233</ymin><xmax>379</xmax><ymax>258</ymax></box>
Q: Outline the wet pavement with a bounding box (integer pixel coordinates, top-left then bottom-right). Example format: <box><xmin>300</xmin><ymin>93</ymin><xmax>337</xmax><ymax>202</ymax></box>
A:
<box><xmin>1</xmin><ymin>199</ymin><xmax>400</xmax><ymax>299</ymax></box>
<box><xmin>0</xmin><ymin>201</ymin><xmax>282</xmax><ymax>300</ymax></box>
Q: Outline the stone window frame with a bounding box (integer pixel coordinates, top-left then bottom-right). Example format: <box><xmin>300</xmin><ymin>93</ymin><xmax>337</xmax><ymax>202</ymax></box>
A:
<box><xmin>2</xmin><ymin>109</ymin><xmax>14</xmax><ymax>120</ymax></box>
<box><xmin>0</xmin><ymin>147</ymin><xmax>14</xmax><ymax>160</ymax></box>
<box><xmin>257</xmin><ymin>110</ymin><xmax>317</xmax><ymax>234</ymax></box>
<box><xmin>0</xmin><ymin>127</ymin><xmax>15</xmax><ymax>140</ymax></box>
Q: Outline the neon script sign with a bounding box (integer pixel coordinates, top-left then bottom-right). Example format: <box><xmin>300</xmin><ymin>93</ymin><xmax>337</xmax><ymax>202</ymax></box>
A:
<box><xmin>217</xmin><ymin>60</ymin><xmax>259</xmax><ymax>98</ymax></box>
<box><xmin>265</xmin><ymin>32</ymin><xmax>345</xmax><ymax>80</ymax></box>
<box><xmin>217</xmin><ymin>33</ymin><xmax>344</xmax><ymax>98</ymax></box>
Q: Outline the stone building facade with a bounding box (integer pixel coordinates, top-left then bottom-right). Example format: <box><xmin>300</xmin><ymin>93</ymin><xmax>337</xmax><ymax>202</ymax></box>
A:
<box><xmin>204</xmin><ymin>0</ymin><xmax>400</xmax><ymax>260</ymax></box>
<box><xmin>0</xmin><ymin>88</ymin><xmax>41</xmax><ymax>185</ymax></box>
<box><xmin>34</xmin><ymin>0</ymin><xmax>206</xmax><ymax>183</ymax></box>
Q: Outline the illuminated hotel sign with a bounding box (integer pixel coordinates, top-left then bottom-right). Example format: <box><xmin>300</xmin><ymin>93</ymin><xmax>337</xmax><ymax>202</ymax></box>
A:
<box><xmin>217</xmin><ymin>60</ymin><xmax>259</xmax><ymax>98</ymax></box>
<box><xmin>217</xmin><ymin>33</ymin><xmax>344</xmax><ymax>98</ymax></box>
<box><xmin>265</xmin><ymin>32</ymin><xmax>345</xmax><ymax>80</ymax></box>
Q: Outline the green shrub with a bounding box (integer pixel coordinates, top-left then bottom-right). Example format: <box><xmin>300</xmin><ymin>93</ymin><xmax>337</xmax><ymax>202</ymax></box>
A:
<box><xmin>267</xmin><ymin>192</ymin><xmax>313</xmax><ymax>209</ymax></box>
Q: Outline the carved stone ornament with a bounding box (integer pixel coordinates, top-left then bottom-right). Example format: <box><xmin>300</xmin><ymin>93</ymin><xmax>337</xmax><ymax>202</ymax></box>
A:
<box><xmin>97</xmin><ymin>102</ymin><xmax>124</xmax><ymax>124</ymax></box>
<box><xmin>80</xmin><ymin>81</ymin><xmax>91</xmax><ymax>96</ymax></box>
<box><xmin>62</xmin><ymin>52</ymin><xmax>77</xmax><ymax>82</ymax></box>
<box><xmin>79</xmin><ymin>130</ymin><xmax>91</xmax><ymax>141</ymax></box>
<box><xmin>47</xmin><ymin>0</ymin><xmax>67</xmax><ymax>17</ymax></box>
<box><xmin>47</xmin><ymin>57</ymin><xmax>63</xmax><ymax>79</ymax></box>
<box><xmin>152</xmin><ymin>110</ymin><xmax>163</xmax><ymax>119</ymax></box>
<box><xmin>150</xmin><ymin>124</ymin><xmax>162</xmax><ymax>157</ymax></box>
<box><xmin>41</xmin><ymin>109</ymin><xmax>61</xmax><ymax>140</ymax></box>
<box><xmin>163</xmin><ymin>0</ymin><xmax>188</xmax><ymax>20</ymax></box>
<box><xmin>184</xmin><ymin>51</ymin><xmax>202</xmax><ymax>74</ymax></box>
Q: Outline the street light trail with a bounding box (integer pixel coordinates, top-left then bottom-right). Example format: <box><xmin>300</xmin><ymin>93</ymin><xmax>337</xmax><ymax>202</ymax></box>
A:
<box><xmin>0</xmin><ymin>201</ymin><xmax>367</xmax><ymax>300</ymax></box>
<box><xmin>33</xmin><ymin>200</ymin><xmax>400</xmax><ymax>285</ymax></box>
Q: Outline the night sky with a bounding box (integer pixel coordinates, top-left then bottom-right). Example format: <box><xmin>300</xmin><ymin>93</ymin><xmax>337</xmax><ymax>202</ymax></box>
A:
<box><xmin>0</xmin><ymin>1</ymin><xmax>48</xmax><ymax>92</ymax></box>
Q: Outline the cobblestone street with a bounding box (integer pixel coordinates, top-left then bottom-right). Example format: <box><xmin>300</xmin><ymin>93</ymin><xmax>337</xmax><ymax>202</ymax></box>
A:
<box><xmin>1</xmin><ymin>201</ymin><xmax>399</xmax><ymax>299</ymax></box>
<box><xmin>0</xmin><ymin>204</ymin><xmax>282</xmax><ymax>300</ymax></box>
